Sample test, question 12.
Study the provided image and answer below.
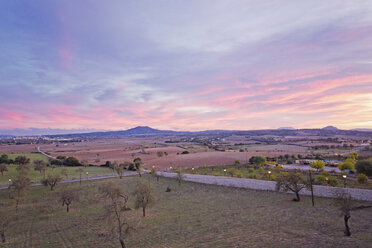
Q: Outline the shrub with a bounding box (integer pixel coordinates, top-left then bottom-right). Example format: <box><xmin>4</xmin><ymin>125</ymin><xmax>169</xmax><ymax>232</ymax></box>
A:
<box><xmin>328</xmin><ymin>176</ymin><xmax>338</xmax><ymax>186</ymax></box>
<box><xmin>257</xmin><ymin>167</ymin><xmax>265</xmax><ymax>175</ymax></box>
<box><xmin>181</xmin><ymin>151</ymin><xmax>189</xmax><ymax>155</ymax></box>
<box><xmin>226</xmin><ymin>168</ymin><xmax>237</xmax><ymax>177</ymax></box>
<box><xmin>236</xmin><ymin>170</ymin><xmax>243</xmax><ymax>178</ymax></box>
<box><xmin>355</xmin><ymin>159</ymin><xmax>372</xmax><ymax>176</ymax></box>
<box><xmin>310</xmin><ymin>160</ymin><xmax>325</xmax><ymax>171</ymax></box>
<box><xmin>64</xmin><ymin>157</ymin><xmax>81</xmax><ymax>167</ymax></box>
<box><xmin>357</xmin><ymin>174</ymin><xmax>368</xmax><ymax>184</ymax></box>
<box><xmin>248</xmin><ymin>168</ymin><xmax>254</xmax><ymax>173</ymax></box>
<box><xmin>315</xmin><ymin>175</ymin><xmax>327</xmax><ymax>185</ymax></box>
<box><xmin>338</xmin><ymin>158</ymin><xmax>355</xmax><ymax>171</ymax></box>
<box><xmin>212</xmin><ymin>172</ymin><xmax>220</xmax><ymax>176</ymax></box>
<box><xmin>248</xmin><ymin>173</ymin><xmax>258</xmax><ymax>179</ymax></box>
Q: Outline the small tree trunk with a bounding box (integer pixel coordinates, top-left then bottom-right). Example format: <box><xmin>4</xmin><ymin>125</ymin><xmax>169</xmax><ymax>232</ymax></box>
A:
<box><xmin>50</xmin><ymin>185</ymin><xmax>54</xmax><ymax>191</ymax></box>
<box><xmin>295</xmin><ymin>192</ymin><xmax>300</xmax><ymax>202</ymax></box>
<box><xmin>344</xmin><ymin>215</ymin><xmax>351</xmax><ymax>236</ymax></box>
<box><xmin>156</xmin><ymin>175</ymin><xmax>159</xmax><ymax>181</ymax></box>
<box><xmin>16</xmin><ymin>199</ymin><xmax>19</xmax><ymax>212</ymax></box>
<box><xmin>119</xmin><ymin>237</ymin><xmax>126</xmax><ymax>248</ymax></box>
<box><xmin>142</xmin><ymin>207</ymin><xmax>146</xmax><ymax>217</ymax></box>
<box><xmin>1</xmin><ymin>232</ymin><xmax>5</xmax><ymax>243</ymax></box>
<box><xmin>66</xmin><ymin>204</ymin><xmax>70</xmax><ymax>213</ymax></box>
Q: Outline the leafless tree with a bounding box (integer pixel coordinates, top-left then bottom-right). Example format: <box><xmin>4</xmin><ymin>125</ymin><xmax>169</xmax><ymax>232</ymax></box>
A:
<box><xmin>333</xmin><ymin>190</ymin><xmax>371</xmax><ymax>236</ymax></box>
<box><xmin>60</xmin><ymin>188</ymin><xmax>78</xmax><ymax>212</ymax></box>
<box><xmin>61</xmin><ymin>168</ymin><xmax>68</xmax><ymax>179</ymax></box>
<box><xmin>76</xmin><ymin>168</ymin><xmax>84</xmax><ymax>185</ymax></box>
<box><xmin>41</xmin><ymin>174</ymin><xmax>62</xmax><ymax>191</ymax></box>
<box><xmin>175</xmin><ymin>170</ymin><xmax>184</xmax><ymax>186</ymax></box>
<box><xmin>0</xmin><ymin>211</ymin><xmax>11</xmax><ymax>243</ymax></box>
<box><xmin>0</xmin><ymin>164</ymin><xmax>8</xmax><ymax>176</ymax></box>
<box><xmin>99</xmin><ymin>183</ymin><xmax>133</xmax><ymax>248</ymax></box>
<box><xmin>133</xmin><ymin>180</ymin><xmax>155</xmax><ymax>217</ymax></box>
<box><xmin>34</xmin><ymin>162</ymin><xmax>47</xmax><ymax>178</ymax></box>
<box><xmin>113</xmin><ymin>161</ymin><xmax>125</xmax><ymax>179</ymax></box>
<box><xmin>9</xmin><ymin>169</ymin><xmax>30</xmax><ymax>212</ymax></box>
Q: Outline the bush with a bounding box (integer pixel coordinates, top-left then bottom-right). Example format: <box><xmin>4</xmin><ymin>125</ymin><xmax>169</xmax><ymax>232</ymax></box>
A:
<box><xmin>248</xmin><ymin>173</ymin><xmax>258</xmax><ymax>179</ymax></box>
<box><xmin>328</xmin><ymin>176</ymin><xmax>338</xmax><ymax>186</ymax></box>
<box><xmin>64</xmin><ymin>157</ymin><xmax>81</xmax><ymax>167</ymax></box>
<box><xmin>357</xmin><ymin>174</ymin><xmax>368</xmax><ymax>184</ymax></box>
<box><xmin>248</xmin><ymin>168</ymin><xmax>254</xmax><ymax>173</ymax></box>
<box><xmin>181</xmin><ymin>151</ymin><xmax>189</xmax><ymax>155</ymax></box>
<box><xmin>355</xmin><ymin>160</ymin><xmax>372</xmax><ymax>176</ymax></box>
<box><xmin>338</xmin><ymin>158</ymin><xmax>355</xmax><ymax>171</ymax></box>
<box><xmin>315</xmin><ymin>175</ymin><xmax>327</xmax><ymax>185</ymax></box>
<box><xmin>236</xmin><ymin>170</ymin><xmax>243</xmax><ymax>178</ymax></box>
<box><xmin>212</xmin><ymin>172</ymin><xmax>220</xmax><ymax>176</ymax></box>
<box><xmin>226</xmin><ymin>168</ymin><xmax>236</xmax><ymax>177</ymax></box>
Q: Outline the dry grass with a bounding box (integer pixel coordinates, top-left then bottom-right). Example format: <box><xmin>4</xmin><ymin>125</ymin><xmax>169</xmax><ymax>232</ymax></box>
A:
<box><xmin>0</xmin><ymin>175</ymin><xmax>371</xmax><ymax>247</ymax></box>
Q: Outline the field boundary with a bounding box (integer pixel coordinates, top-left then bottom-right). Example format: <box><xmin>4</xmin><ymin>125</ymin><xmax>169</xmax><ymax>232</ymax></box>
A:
<box><xmin>157</xmin><ymin>171</ymin><xmax>372</xmax><ymax>201</ymax></box>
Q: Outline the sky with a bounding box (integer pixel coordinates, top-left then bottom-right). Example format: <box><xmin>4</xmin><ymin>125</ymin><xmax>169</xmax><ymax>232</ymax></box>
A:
<box><xmin>0</xmin><ymin>0</ymin><xmax>372</xmax><ymax>132</ymax></box>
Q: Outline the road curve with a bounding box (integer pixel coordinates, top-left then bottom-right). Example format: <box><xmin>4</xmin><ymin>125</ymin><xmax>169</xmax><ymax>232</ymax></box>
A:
<box><xmin>37</xmin><ymin>146</ymin><xmax>56</xmax><ymax>160</ymax></box>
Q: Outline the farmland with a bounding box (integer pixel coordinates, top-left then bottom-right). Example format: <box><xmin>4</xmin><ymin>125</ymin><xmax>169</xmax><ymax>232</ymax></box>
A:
<box><xmin>0</xmin><ymin>175</ymin><xmax>371</xmax><ymax>247</ymax></box>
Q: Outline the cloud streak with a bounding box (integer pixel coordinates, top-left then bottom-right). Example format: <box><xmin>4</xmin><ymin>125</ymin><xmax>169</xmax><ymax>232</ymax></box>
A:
<box><xmin>0</xmin><ymin>0</ymin><xmax>371</xmax><ymax>130</ymax></box>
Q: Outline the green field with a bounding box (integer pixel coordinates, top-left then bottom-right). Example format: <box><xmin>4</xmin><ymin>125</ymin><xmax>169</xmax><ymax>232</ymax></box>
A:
<box><xmin>0</xmin><ymin>153</ymin><xmax>115</xmax><ymax>185</ymax></box>
<box><xmin>3</xmin><ymin>153</ymin><xmax>49</xmax><ymax>163</ymax></box>
<box><xmin>0</xmin><ymin>175</ymin><xmax>371</xmax><ymax>247</ymax></box>
<box><xmin>0</xmin><ymin>165</ymin><xmax>115</xmax><ymax>185</ymax></box>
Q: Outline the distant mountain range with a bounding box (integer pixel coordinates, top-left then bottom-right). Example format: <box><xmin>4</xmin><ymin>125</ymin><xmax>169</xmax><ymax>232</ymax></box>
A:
<box><xmin>1</xmin><ymin>125</ymin><xmax>372</xmax><ymax>137</ymax></box>
<box><xmin>0</xmin><ymin>128</ymin><xmax>105</xmax><ymax>136</ymax></box>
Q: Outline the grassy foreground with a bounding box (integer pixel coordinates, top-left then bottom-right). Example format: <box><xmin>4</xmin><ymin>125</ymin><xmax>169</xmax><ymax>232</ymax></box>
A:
<box><xmin>0</xmin><ymin>175</ymin><xmax>371</xmax><ymax>247</ymax></box>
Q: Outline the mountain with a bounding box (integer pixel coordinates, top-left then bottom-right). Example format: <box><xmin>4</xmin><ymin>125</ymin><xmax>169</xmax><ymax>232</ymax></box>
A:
<box><xmin>278</xmin><ymin>127</ymin><xmax>296</xmax><ymax>130</ymax></box>
<box><xmin>0</xmin><ymin>128</ymin><xmax>105</xmax><ymax>136</ymax></box>
<box><xmin>352</xmin><ymin>128</ymin><xmax>372</xmax><ymax>132</ymax></box>
<box><xmin>322</xmin><ymin>126</ymin><xmax>339</xmax><ymax>131</ymax></box>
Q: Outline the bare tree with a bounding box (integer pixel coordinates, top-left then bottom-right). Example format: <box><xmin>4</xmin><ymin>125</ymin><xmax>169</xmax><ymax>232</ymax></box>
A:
<box><xmin>76</xmin><ymin>168</ymin><xmax>84</xmax><ymax>185</ymax></box>
<box><xmin>113</xmin><ymin>161</ymin><xmax>125</xmax><ymax>179</ymax></box>
<box><xmin>0</xmin><ymin>164</ymin><xmax>8</xmax><ymax>176</ymax></box>
<box><xmin>276</xmin><ymin>171</ymin><xmax>309</xmax><ymax>201</ymax></box>
<box><xmin>99</xmin><ymin>183</ymin><xmax>132</xmax><ymax>248</ymax></box>
<box><xmin>133</xmin><ymin>158</ymin><xmax>142</xmax><ymax>177</ymax></box>
<box><xmin>61</xmin><ymin>168</ymin><xmax>68</xmax><ymax>179</ymax></box>
<box><xmin>0</xmin><ymin>211</ymin><xmax>11</xmax><ymax>243</ymax></box>
<box><xmin>34</xmin><ymin>162</ymin><xmax>47</xmax><ymax>178</ymax></box>
<box><xmin>333</xmin><ymin>190</ymin><xmax>371</xmax><ymax>236</ymax></box>
<box><xmin>151</xmin><ymin>167</ymin><xmax>159</xmax><ymax>181</ymax></box>
<box><xmin>175</xmin><ymin>170</ymin><xmax>184</xmax><ymax>186</ymax></box>
<box><xmin>41</xmin><ymin>174</ymin><xmax>62</xmax><ymax>191</ymax></box>
<box><xmin>60</xmin><ymin>188</ymin><xmax>78</xmax><ymax>212</ymax></box>
<box><xmin>133</xmin><ymin>180</ymin><xmax>155</xmax><ymax>217</ymax></box>
<box><xmin>9</xmin><ymin>169</ymin><xmax>30</xmax><ymax>212</ymax></box>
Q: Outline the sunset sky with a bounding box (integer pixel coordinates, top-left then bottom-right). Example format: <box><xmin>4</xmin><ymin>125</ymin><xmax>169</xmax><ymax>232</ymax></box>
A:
<box><xmin>1</xmin><ymin>1</ymin><xmax>372</xmax><ymax>131</ymax></box>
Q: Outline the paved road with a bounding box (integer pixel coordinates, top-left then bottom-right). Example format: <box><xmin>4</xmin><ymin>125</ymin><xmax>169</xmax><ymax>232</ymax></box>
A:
<box><xmin>0</xmin><ymin>171</ymin><xmax>143</xmax><ymax>190</ymax></box>
<box><xmin>339</xmin><ymin>145</ymin><xmax>371</xmax><ymax>155</ymax></box>
<box><xmin>37</xmin><ymin>146</ymin><xmax>56</xmax><ymax>160</ymax></box>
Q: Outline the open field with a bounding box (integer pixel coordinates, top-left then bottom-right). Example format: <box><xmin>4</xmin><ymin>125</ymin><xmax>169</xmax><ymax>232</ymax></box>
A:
<box><xmin>0</xmin><ymin>165</ymin><xmax>114</xmax><ymax>186</ymax></box>
<box><xmin>4</xmin><ymin>153</ymin><xmax>48</xmax><ymax>163</ymax></box>
<box><xmin>0</xmin><ymin>175</ymin><xmax>371</xmax><ymax>247</ymax></box>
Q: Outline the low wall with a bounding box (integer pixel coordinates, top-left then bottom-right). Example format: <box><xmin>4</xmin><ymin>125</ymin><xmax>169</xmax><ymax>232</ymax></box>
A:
<box><xmin>157</xmin><ymin>171</ymin><xmax>372</xmax><ymax>201</ymax></box>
